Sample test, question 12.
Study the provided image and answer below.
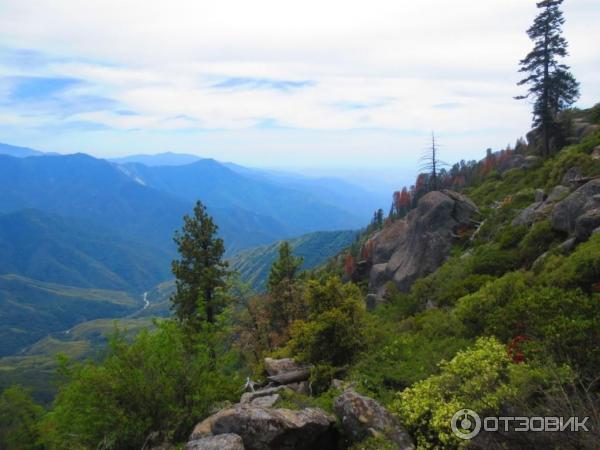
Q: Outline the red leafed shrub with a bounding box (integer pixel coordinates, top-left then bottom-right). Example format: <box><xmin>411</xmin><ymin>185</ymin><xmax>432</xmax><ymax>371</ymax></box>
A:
<box><xmin>507</xmin><ymin>335</ymin><xmax>529</xmax><ymax>363</ymax></box>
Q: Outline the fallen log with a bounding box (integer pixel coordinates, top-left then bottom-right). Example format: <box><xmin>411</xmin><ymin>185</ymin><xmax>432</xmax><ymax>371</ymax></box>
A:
<box><xmin>267</xmin><ymin>368</ymin><xmax>311</xmax><ymax>385</ymax></box>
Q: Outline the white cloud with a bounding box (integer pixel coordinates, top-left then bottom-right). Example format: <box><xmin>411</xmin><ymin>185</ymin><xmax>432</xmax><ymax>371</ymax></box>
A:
<box><xmin>0</xmin><ymin>0</ymin><xmax>598</xmax><ymax>169</ymax></box>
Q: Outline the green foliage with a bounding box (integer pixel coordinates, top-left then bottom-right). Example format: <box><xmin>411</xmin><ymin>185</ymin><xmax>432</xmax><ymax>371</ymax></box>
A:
<box><xmin>518</xmin><ymin>220</ymin><xmax>562</xmax><ymax>266</ymax></box>
<box><xmin>41</xmin><ymin>321</ymin><xmax>240</xmax><ymax>450</ymax></box>
<box><xmin>393</xmin><ymin>337</ymin><xmax>520</xmax><ymax>449</ymax></box>
<box><xmin>229</xmin><ymin>230</ymin><xmax>358</xmax><ymax>292</ymax></box>
<box><xmin>409</xmin><ymin>257</ymin><xmax>495</xmax><ymax>308</ymax></box>
<box><xmin>497</xmin><ymin>224</ymin><xmax>528</xmax><ymax>249</ymax></box>
<box><xmin>454</xmin><ymin>271</ymin><xmax>532</xmax><ymax>338</ymax></box>
<box><xmin>0</xmin><ymin>385</ymin><xmax>44</xmax><ymax>450</ymax></box>
<box><xmin>267</xmin><ymin>242</ymin><xmax>304</xmax><ymax>292</ymax></box>
<box><xmin>539</xmin><ymin>232</ymin><xmax>600</xmax><ymax>292</ymax></box>
<box><xmin>455</xmin><ymin>268</ymin><xmax>600</xmax><ymax>375</ymax></box>
<box><xmin>516</xmin><ymin>0</ymin><xmax>579</xmax><ymax>157</ymax></box>
<box><xmin>470</xmin><ymin>244</ymin><xmax>520</xmax><ymax>276</ymax></box>
<box><xmin>171</xmin><ymin>201</ymin><xmax>229</xmax><ymax>326</ymax></box>
<box><xmin>544</xmin><ymin>140</ymin><xmax>600</xmax><ymax>189</ymax></box>
<box><xmin>288</xmin><ymin>277</ymin><xmax>368</xmax><ymax>390</ymax></box>
<box><xmin>349</xmin><ymin>434</ymin><xmax>397</xmax><ymax>450</ymax></box>
<box><xmin>350</xmin><ymin>309</ymin><xmax>470</xmax><ymax>401</ymax></box>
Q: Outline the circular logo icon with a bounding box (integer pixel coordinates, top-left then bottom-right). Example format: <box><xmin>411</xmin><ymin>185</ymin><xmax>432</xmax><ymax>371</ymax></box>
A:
<box><xmin>451</xmin><ymin>409</ymin><xmax>481</xmax><ymax>440</ymax></box>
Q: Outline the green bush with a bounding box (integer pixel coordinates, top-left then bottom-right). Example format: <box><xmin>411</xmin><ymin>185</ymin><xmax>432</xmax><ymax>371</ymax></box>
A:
<box><xmin>288</xmin><ymin>277</ymin><xmax>368</xmax><ymax>391</ymax></box>
<box><xmin>41</xmin><ymin>321</ymin><xmax>240</xmax><ymax>450</ymax></box>
<box><xmin>391</xmin><ymin>337</ymin><xmax>570</xmax><ymax>450</ymax></box>
<box><xmin>540</xmin><ymin>233</ymin><xmax>600</xmax><ymax>292</ymax></box>
<box><xmin>0</xmin><ymin>385</ymin><xmax>44</xmax><ymax>450</ymax></box>
<box><xmin>470</xmin><ymin>245</ymin><xmax>520</xmax><ymax>276</ymax></box>
<box><xmin>454</xmin><ymin>271</ymin><xmax>531</xmax><ymax>338</ymax></box>
<box><xmin>518</xmin><ymin>220</ymin><xmax>561</xmax><ymax>266</ymax></box>
<box><xmin>497</xmin><ymin>224</ymin><xmax>528</xmax><ymax>249</ymax></box>
<box><xmin>392</xmin><ymin>337</ymin><xmax>520</xmax><ymax>449</ymax></box>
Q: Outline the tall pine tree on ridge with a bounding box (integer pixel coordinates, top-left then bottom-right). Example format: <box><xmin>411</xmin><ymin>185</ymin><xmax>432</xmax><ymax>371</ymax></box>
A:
<box><xmin>516</xmin><ymin>0</ymin><xmax>579</xmax><ymax>157</ymax></box>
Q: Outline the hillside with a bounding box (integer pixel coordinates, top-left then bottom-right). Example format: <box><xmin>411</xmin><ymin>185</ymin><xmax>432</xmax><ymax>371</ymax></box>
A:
<box><xmin>0</xmin><ymin>209</ymin><xmax>172</xmax><ymax>291</ymax></box>
<box><xmin>4</xmin><ymin>105</ymin><xmax>600</xmax><ymax>449</ymax></box>
<box><xmin>230</xmin><ymin>230</ymin><xmax>359</xmax><ymax>291</ymax></box>
<box><xmin>0</xmin><ymin>274</ymin><xmax>141</xmax><ymax>357</ymax></box>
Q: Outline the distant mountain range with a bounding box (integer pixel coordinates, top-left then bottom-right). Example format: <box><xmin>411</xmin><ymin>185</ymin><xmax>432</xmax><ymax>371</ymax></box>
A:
<box><xmin>110</xmin><ymin>152</ymin><xmax>202</xmax><ymax>166</ymax></box>
<box><xmin>0</xmin><ymin>142</ymin><xmax>374</xmax><ymax>357</ymax></box>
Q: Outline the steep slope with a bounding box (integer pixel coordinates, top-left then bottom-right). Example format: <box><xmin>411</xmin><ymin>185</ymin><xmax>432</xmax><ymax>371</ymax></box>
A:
<box><xmin>0</xmin><ymin>209</ymin><xmax>172</xmax><ymax>291</ymax></box>
<box><xmin>230</xmin><ymin>230</ymin><xmax>359</xmax><ymax>291</ymax></box>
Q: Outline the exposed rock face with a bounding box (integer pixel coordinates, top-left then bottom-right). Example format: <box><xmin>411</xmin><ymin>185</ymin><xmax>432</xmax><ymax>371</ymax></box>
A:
<box><xmin>512</xmin><ymin>185</ymin><xmax>571</xmax><ymax>227</ymax></box>
<box><xmin>368</xmin><ymin>190</ymin><xmax>479</xmax><ymax>301</ymax></box>
<box><xmin>189</xmin><ymin>405</ymin><xmax>336</xmax><ymax>450</ymax></box>
<box><xmin>262</xmin><ymin>358</ymin><xmax>310</xmax><ymax>394</ymax></box>
<box><xmin>241</xmin><ymin>386</ymin><xmax>289</xmax><ymax>405</ymax></box>
<box><xmin>185</xmin><ymin>434</ymin><xmax>245</xmax><ymax>450</ymax></box>
<box><xmin>264</xmin><ymin>358</ymin><xmax>299</xmax><ymax>376</ymax></box>
<box><xmin>333</xmin><ymin>389</ymin><xmax>414</xmax><ymax>449</ymax></box>
<box><xmin>551</xmin><ymin>179</ymin><xmax>600</xmax><ymax>241</ymax></box>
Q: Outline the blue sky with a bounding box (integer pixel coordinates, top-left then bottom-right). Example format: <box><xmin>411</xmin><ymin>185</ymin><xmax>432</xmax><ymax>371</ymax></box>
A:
<box><xmin>0</xmin><ymin>0</ymin><xmax>598</xmax><ymax>186</ymax></box>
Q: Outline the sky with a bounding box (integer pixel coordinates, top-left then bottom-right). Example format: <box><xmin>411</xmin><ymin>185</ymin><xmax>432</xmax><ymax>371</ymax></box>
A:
<box><xmin>0</xmin><ymin>0</ymin><xmax>598</xmax><ymax>185</ymax></box>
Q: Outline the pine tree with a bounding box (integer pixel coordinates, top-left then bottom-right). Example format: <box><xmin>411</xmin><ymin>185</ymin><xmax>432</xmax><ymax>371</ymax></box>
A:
<box><xmin>171</xmin><ymin>201</ymin><xmax>228</xmax><ymax>327</ymax></box>
<box><xmin>267</xmin><ymin>242</ymin><xmax>303</xmax><ymax>292</ymax></box>
<box><xmin>516</xmin><ymin>0</ymin><xmax>579</xmax><ymax>157</ymax></box>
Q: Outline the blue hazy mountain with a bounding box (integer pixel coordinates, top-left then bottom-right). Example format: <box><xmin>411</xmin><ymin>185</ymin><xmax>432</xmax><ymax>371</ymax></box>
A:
<box><xmin>110</xmin><ymin>152</ymin><xmax>202</xmax><ymax>166</ymax></box>
<box><xmin>119</xmin><ymin>159</ymin><xmax>369</xmax><ymax>234</ymax></box>
<box><xmin>0</xmin><ymin>142</ymin><xmax>45</xmax><ymax>157</ymax></box>
<box><xmin>0</xmin><ymin>209</ymin><xmax>172</xmax><ymax>291</ymax></box>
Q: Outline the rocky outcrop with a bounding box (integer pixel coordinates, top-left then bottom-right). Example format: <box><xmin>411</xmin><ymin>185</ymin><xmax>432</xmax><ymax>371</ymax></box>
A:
<box><xmin>189</xmin><ymin>405</ymin><xmax>336</xmax><ymax>450</ymax></box>
<box><xmin>551</xmin><ymin>179</ymin><xmax>600</xmax><ymax>241</ymax></box>
<box><xmin>367</xmin><ymin>190</ymin><xmax>479</xmax><ymax>301</ymax></box>
<box><xmin>185</xmin><ymin>434</ymin><xmax>245</xmax><ymax>450</ymax></box>
<box><xmin>264</xmin><ymin>358</ymin><xmax>299</xmax><ymax>376</ymax></box>
<box><xmin>333</xmin><ymin>389</ymin><xmax>414</xmax><ymax>449</ymax></box>
<box><xmin>512</xmin><ymin>185</ymin><xmax>571</xmax><ymax>227</ymax></box>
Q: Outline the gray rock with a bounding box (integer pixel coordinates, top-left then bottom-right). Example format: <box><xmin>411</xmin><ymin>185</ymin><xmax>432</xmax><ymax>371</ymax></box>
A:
<box><xmin>547</xmin><ymin>185</ymin><xmax>570</xmax><ymax>202</ymax></box>
<box><xmin>575</xmin><ymin>208</ymin><xmax>600</xmax><ymax>242</ymax></box>
<box><xmin>264</xmin><ymin>358</ymin><xmax>299</xmax><ymax>376</ymax></box>
<box><xmin>250</xmin><ymin>394</ymin><xmax>280</xmax><ymax>408</ymax></box>
<box><xmin>333</xmin><ymin>389</ymin><xmax>414</xmax><ymax>449</ymax></box>
<box><xmin>190</xmin><ymin>405</ymin><xmax>336</xmax><ymax>450</ymax></box>
<box><xmin>512</xmin><ymin>201</ymin><xmax>545</xmax><ymax>226</ymax></box>
<box><xmin>558</xmin><ymin>237</ymin><xmax>577</xmax><ymax>253</ymax></box>
<box><xmin>522</xmin><ymin>155</ymin><xmax>541</xmax><ymax>170</ymax></box>
<box><xmin>562</xmin><ymin>166</ymin><xmax>583</xmax><ymax>185</ymax></box>
<box><xmin>367</xmin><ymin>190</ymin><xmax>479</xmax><ymax>301</ymax></box>
<box><xmin>551</xmin><ymin>179</ymin><xmax>600</xmax><ymax>241</ymax></box>
<box><xmin>591</xmin><ymin>146</ymin><xmax>600</xmax><ymax>160</ymax></box>
<box><xmin>185</xmin><ymin>434</ymin><xmax>245</xmax><ymax>450</ymax></box>
<box><xmin>365</xmin><ymin>293</ymin><xmax>378</xmax><ymax>310</ymax></box>
<box><xmin>534</xmin><ymin>188</ymin><xmax>546</xmax><ymax>203</ymax></box>
<box><xmin>286</xmin><ymin>381</ymin><xmax>311</xmax><ymax>395</ymax></box>
<box><xmin>240</xmin><ymin>386</ymin><xmax>289</xmax><ymax>404</ymax></box>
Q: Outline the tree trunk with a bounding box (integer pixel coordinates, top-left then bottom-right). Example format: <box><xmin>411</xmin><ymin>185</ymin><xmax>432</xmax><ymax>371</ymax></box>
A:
<box><xmin>267</xmin><ymin>368</ymin><xmax>311</xmax><ymax>385</ymax></box>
